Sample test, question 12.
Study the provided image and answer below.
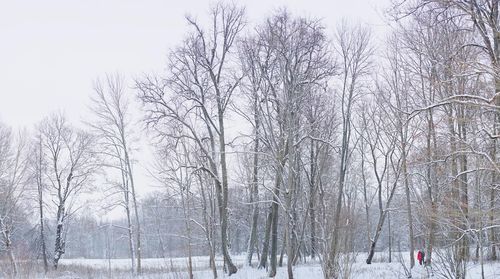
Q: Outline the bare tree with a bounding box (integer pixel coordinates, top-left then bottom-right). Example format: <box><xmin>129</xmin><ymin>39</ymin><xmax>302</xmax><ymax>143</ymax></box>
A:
<box><xmin>156</xmin><ymin>139</ymin><xmax>196</xmax><ymax>279</ymax></box>
<box><xmin>386</xmin><ymin>32</ymin><xmax>418</xmax><ymax>270</ymax></box>
<box><xmin>238</xmin><ymin>35</ymin><xmax>263</xmax><ymax>268</ymax></box>
<box><xmin>0</xmin><ymin>124</ymin><xmax>29</xmax><ymax>277</ymax></box>
<box><xmin>303</xmin><ymin>87</ymin><xmax>337</xmax><ymax>261</ymax></box>
<box><xmin>324</xmin><ymin>22</ymin><xmax>373</xmax><ymax>279</ymax></box>
<box><xmin>89</xmin><ymin>74</ymin><xmax>142</xmax><ymax>274</ymax></box>
<box><xmin>247</xmin><ymin>10</ymin><xmax>334</xmax><ymax>278</ymax></box>
<box><xmin>355</xmin><ymin>101</ymin><xmax>401</xmax><ymax>265</ymax></box>
<box><xmin>137</xmin><ymin>3</ymin><xmax>245</xmax><ymax>275</ymax></box>
<box><xmin>39</xmin><ymin>113</ymin><xmax>98</xmax><ymax>269</ymax></box>
<box><xmin>31</xmin><ymin>131</ymin><xmax>49</xmax><ymax>272</ymax></box>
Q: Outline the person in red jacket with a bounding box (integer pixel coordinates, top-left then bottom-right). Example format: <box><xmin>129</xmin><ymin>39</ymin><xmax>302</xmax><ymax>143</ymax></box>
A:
<box><xmin>417</xmin><ymin>250</ymin><xmax>423</xmax><ymax>265</ymax></box>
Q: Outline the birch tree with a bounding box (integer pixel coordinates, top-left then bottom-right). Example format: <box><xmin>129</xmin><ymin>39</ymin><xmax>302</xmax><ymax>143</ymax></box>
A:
<box><xmin>39</xmin><ymin>114</ymin><xmax>98</xmax><ymax>269</ymax></box>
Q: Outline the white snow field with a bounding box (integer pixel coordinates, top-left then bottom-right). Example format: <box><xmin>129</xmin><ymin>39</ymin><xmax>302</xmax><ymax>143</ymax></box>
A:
<box><xmin>3</xmin><ymin>252</ymin><xmax>499</xmax><ymax>278</ymax></box>
<box><xmin>43</xmin><ymin>252</ymin><xmax>499</xmax><ymax>278</ymax></box>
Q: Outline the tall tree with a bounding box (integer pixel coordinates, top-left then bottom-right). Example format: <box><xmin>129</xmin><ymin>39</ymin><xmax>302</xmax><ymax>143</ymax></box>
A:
<box><xmin>89</xmin><ymin>74</ymin><xmax>142</xmax><ymax>274</ymax></box>
<box><xmin>239</xmin><ymin>36</ymin><xmax>263</xmax><ymax>267</ymax></box>
<box><xmin>32</xmin><ymin>132</ymin><xmax>49</xmax><ymax>272</ymax></box>
<box><xmin>137</xmin><ymin>3</ymin><xmax>245</xmax><ymax>275</ymax></box>
<box><xmin>324</xmin><ymin>22</ymin><xmax>373</xmax><ymax>279</ymax></box>
<box><xmin>248</xmin><ymin>10</ymin><xmax>334</xmax><ymax>278</ymax></box>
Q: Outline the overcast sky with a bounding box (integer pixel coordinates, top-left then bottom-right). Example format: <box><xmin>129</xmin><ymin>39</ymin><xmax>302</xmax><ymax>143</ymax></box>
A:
<box><xmin>0</xmin><ymin>0</ymin><xmax>391</xmax><ymax>204</ymax></box>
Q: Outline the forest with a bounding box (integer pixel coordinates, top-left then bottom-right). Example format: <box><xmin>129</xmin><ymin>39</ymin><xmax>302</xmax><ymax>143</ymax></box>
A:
<box><xmin>1</xmin><ymin>0</ymin><xmax>500</xmax><ymax>278</ymax></box>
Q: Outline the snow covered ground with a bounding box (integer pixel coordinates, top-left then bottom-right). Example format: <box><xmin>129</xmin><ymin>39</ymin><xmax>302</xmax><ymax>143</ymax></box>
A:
<box><xmin>4</xmin><ymin>252</ymin><xmax>500</xmax><ymax>278</ymax></box>
<box><xmin>55</xmin><ymin>252</ymin><xmax>500</xmax><ymax>279</ymax></box>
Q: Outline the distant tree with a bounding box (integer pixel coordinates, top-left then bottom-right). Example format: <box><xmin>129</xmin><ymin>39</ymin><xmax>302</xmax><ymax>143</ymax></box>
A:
<box><xmin>0</xmin><ymin>123</ymin><xmax>29</xmax><ymax>277</ymax></box>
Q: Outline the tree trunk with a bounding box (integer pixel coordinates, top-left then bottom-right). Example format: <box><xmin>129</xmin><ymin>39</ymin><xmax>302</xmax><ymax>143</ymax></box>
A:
<box><xmin>124</xmin><ymin>150</ymin><xmax>142</xmax><ymax>274</ymax></box>
<box><xmin>366</xmin><ymin>153</ymin><xmax>400</xmax><ymax>265</ymax></box>
<box><xmin>53</xmin><ymin>206</ymin><xmax>65</xmax><ymax>269</ymax></box>
<box><xmin>490</xmin><ymin>173</ymin><xmax>497</xmax><ymax>260</ymax></box>
<box><xmin>286</xmin><ymin>227</ymin><xmax>294</xmax><ymax>279</ymax></box>
<box><xmin>325</xmin><ymin>116</ymin><xmax>350</xmax><ymax>278</ymax></box>
<box><xmin>388</xmin><ymin>210</ymin><xmax>392</xmax><ymax>263</ymax></box>
<box><xmin>491</xmin><ymin>5</ymin><xmax>500</xmax><ymax>261</ymax></box>
<box><xmin>246</xmin><ymin>110</ymin><xmax>260</xmax><ymax>266</ymax></box>
<box><xmin>458</xmin><ymin>105</ymin><xmax>469</xmax><ymax>261</ymax></box>
<box><xmin>269</xmin><ymin>160</ymin><xmax>283</xmax><ymax>277</ymax></box>
<box><xmin>401</xmin><ymin>140</ymin><xmax>415</xmax><ymax>269</ymax></box>
<box><xmin>447</xmin><ymin>107</ymin><xmax>466</xmax><ymax>278</ymax></box>
<box><xmin>279</xmin><ymin>230</ymin><xmax>286</xmax><ymax>267</ymax></box>
<box><xmin>118</xmin><ymin>150</ymin><xmax>136</xmax><ymax>274</ymax></box>
<box><xmin>36</xmin><ymin>135</ymin><xmax>49</xmax><ymax>273</ymax></box>
<box><xmin>217</xmin><ymin>102</ymin><xmax>237</xmax><ymax>275</ymax></box>
<box><xmin>361</xmin><ymin>147</ymin><xmax>371</xmax><ymax>254</ymax></box>
<box><xmin>309</xmin><ymin>139</ymin><xmax>317</xmax><ymax>259</ymax></box>
<box><xmin>0</xmin><ymin>219</ymin><xmax>18</xmax><ymax>276</ymax></box>
<box><xmin>490</xmin><ymin>92</ymin><xmax>498</xmax><ymax>261</ymax></box>
<box><xmin>199</xmin><ymin>176</ymin><xmax>218</xmax><ymax>278</ymax></box>
<box><xmin>39</xmin><ymin>204</ymin><xmax>48</xmax><ymax>273</ymax></box>
<box><xmin>259</xmin><ymin>207</ymin><xmax>272</xmax><ymax>269</ymax></box>
<box><xmin>285</xmin><ymin>123</ymin><xmax>298</xmax><ymax>279</ymax></box>
<box><xmin>183</xmin><ymin>187</ymin><xmax>194</xmax><ymax>279</ymax></box>
<box><xmin>425</xmin><ymin>108</ymin><xmax>438</xmax><ymax>265</ymax></box>
<box><xmin>125</xmin><ymin>200</ymin><xmax>136</xmax><ymax>274</ymax></box>
<box><xmin>366</xmin><ymin>195</ymin><xmax>393</xmax><ymax>264</ymax></box>
<box><xmin>38</xmin><ymin>184</ymin><xmax>48</xmax><ymax>273</ymax></box>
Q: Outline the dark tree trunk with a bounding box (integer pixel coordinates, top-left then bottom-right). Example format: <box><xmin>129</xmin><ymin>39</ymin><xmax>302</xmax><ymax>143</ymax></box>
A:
<box><xmin>309</xmin><ymin>139</ymin><xmax>317</xmax><ymax>259</ymax></box>
<box><xmin>259</xmin><ymin>207</ymin><xmax>273</xmax><ymax>269</ymax></box>
<box><xmin>246</xmin><ymin>105</ymin><xmax>260</xmax><ymax>266</ymax></box>
<box><xmin>269</xmin><ymin>161</ymin><xmax>283</xmax><ymax>277</ymax></box>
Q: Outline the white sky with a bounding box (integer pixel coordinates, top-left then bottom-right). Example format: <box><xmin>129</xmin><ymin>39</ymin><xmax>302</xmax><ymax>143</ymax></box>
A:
<box><xmin>0</xmin><ymin>0</ymin><xmax>390</xmax><ymax>206</ymax></box>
